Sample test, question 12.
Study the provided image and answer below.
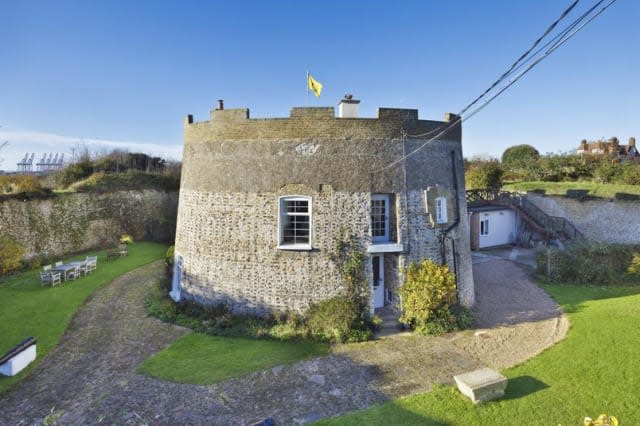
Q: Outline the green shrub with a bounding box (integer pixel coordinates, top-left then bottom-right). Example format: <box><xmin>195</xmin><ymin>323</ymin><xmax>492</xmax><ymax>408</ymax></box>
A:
<box><xmin>399</xmin><ymin>260</ymin><xmax>468</xmax><ymax>335</ymax></box>
<box><xmin>306</xmin><ymin>296</ymin><xmax>371</xmax><ymax>343</ymax></box>
<box><xmin>119</xmin><ymin>234</ymin><xmax>134</xmax><ymax>245</ymax></box>
<box><xmin>0</xmin><ymin>236</ymin><xmax>26</xmax><ymax>275</ymax></box>
<box><xmin>619</xmin><ymin>162</ymin><xmax>640</xmax><ymax>185</ymax></box>
<box><xmin>71</xmin><ymin>170</ymin><xmax>179</xmax><ymax>192</ymax></box>
<box><xmin>628</xmin><ymin>253</ymin><xmax>640</xmax><ymax>278</ymax></box>
<box><xmin>62</xmin><ymin>158</ymin><xmax>94</xmax><ymax>187</ymax></box>
<box><xmin>165</xmin><ymin>246</ymin><xmax>175</xmax><ymax>266</ymax></box>
<box><xmin>0</xmin><ymin>175</ymin><xmax>46</xmax><ymax>197</ymax></box>
<box><xmin>537</xmin><ymin>242</ymin><xmax>640</xmax><ymax>285</ymax></box>
<box><xmin>464</xmin><ymin>157</ymin><xmax>503</xmax><ymax>190</ymax></box>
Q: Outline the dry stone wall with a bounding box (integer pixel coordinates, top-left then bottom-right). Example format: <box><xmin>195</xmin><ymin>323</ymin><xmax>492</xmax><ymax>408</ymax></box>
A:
<box><xmin>0</xmin><ymin>190</ymin><xmax>178</xmax><ymax>259</ymax></box>
<box><xmin>526</xmin><ymin>193</ymin><xmax>640</xmax><ymax>244</ymax></box>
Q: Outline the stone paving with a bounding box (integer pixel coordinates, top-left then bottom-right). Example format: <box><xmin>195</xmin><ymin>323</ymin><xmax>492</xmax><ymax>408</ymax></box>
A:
<box><xmin>0</xmin><ymin>257</ymin><xmax>567</xmax><ymax>425</ymax></box>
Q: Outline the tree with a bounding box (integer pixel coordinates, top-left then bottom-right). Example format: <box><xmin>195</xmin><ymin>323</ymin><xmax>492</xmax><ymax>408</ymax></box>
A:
<box><xmin>464</xmin><ymin>157</ymin><xmax>503</xmax><ymax>190</ymax></box>
<box><xmin>501</xmin><ymin>144</ymin><xmax>540</xmax><ymax>181</ymax></box>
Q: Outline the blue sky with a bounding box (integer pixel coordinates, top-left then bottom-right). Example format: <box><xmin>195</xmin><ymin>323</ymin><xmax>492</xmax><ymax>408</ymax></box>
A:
<box><xmin>1</xmin><ymin>0</ymin><xmax>637</xmax><ymax>171</ymax></box>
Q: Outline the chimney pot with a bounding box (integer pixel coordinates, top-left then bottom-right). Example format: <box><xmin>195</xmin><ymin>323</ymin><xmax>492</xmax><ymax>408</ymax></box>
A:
<box><xmin>338</xmin><ymin>95</ymin><xmax>360</xmax><ymax>118</ymax></box>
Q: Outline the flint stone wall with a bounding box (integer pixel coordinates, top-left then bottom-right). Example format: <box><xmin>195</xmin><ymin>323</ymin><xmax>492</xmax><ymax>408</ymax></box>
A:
<box><xmin>176</xmin><ymin>106</ymin><xmax>475</xmax><ymax>316</ymax></box>
<box><xmin>526</xmin><ymin>193</ymin><xmax>640</xmax><ymax>244</ymax></box>
<box><xmin>0</xmin><ymin>190</ymin><xmax>178</xmax><ymax>259</ymax></box>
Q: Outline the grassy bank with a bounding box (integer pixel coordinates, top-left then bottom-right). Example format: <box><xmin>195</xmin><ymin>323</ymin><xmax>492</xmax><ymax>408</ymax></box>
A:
<box><xmin>504</xmin><ymin>181</ymin><xmax>640</xmax><ymax>198</ymax></box>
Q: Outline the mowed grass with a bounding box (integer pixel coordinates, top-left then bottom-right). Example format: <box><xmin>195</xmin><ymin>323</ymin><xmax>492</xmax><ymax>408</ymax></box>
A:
<box><xmin>316</xmin><ymin>285</ymin><xmax>640</xmax><ymax>426</ymax></box>
<box><xmin>138</xmin><ymin>333</ymin><xmax>330</xmax><ymax>385</ymax></box>
<box><xmin>504</xmin><ymin>181</ymin><xmax>640</xmax><ymax>198</ymax></box>
<box><xmin>0</xmin><ymin>242</ymin><xmax>167</xmax><ymax>394</ymax></box>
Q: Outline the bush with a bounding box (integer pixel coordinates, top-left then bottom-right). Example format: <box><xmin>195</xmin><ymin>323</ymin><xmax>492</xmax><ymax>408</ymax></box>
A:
<box><xmin>464</xmin><ymin>157</ymin><xmax>503</xmax><ymax>190</ymax></box>
<box><xmin>62</xmin><ymin>157</ymin><xmax>94</xmax><ymax>187</ymax></box>
<box><xmin>0</xmin><ymin>175</ymin><xmax>46</xmax><ymax>197</ymax></box>
<box><xmin>306</xmin><ymin>296</ymin><xmax>371</xmax><ymax>343</ymax></box>
<box><xmin>501</xmin><ymin>144</ymin><xmax>540</xmax><ymax>181</ymax></box>
<box><xmin>537</xmin><ymin>242</ymin><xmax>640</xmax><ymax>285</ymax></box>
<box><xmin>399</xmin><ymin>260</ymin><xmax>469</xmax><ymax>335</ymax></box>
<box><xmin>0</xmin><ymin>236</ymin><xmax>27</xmax><ymax>275</ymax></box>
<box><xmin>119</xmin><ymin>234</ymin><xmax>134</xmax><ymax>245</ymax></box>
<box><xmin>71</xmin><ymin>170</ymin><xmax>180</xmax><ymax>192</ymax></box>
<box><xmin>628</xmin><ymin>253</ymin><xmax>640</xmax><ymax>278</ymax></box>
<box><xmin>165</xmin><ymin>246</ymin><xmax>175</xmax><ymax>266</ymax></box>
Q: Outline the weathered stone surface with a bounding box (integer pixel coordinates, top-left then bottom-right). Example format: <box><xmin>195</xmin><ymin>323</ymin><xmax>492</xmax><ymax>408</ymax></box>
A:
<box><xmin>454</xmin><ymin>367</ymin><xmax>508</xmax><ymax>403</ymax></box>
<box><xmin>526</xmin><ymin>193</ymin><xmax>640</xmax><ymax>244</ymax></box>
<box><xmin>176</xmin><ymin>105</ymin><xmax>475</xmax><ymax>316</ymax></box>
<box><xmin>0</xmin><ymin>190</ymin><xmax>178</xmax><ymax>259</ymax></box>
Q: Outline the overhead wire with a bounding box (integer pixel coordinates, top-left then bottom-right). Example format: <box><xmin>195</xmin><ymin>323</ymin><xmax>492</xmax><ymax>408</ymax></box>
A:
<box><xmin>373</xmin><ymin>0</ymin><xmax>617</xmax><ymax>173</ymax></box>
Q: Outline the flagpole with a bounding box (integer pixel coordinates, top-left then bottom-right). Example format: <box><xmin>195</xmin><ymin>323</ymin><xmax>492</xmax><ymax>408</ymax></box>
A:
<box><xmin>306</xmin><ymin>70</ymin><xmax>309</xmax><ymax>106</ymax></box>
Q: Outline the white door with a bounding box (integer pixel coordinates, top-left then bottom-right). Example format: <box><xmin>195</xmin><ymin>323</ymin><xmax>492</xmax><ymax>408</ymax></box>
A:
<box><xmin>372</xmin><ymin>255</ymin><xmax>385</xmax><ymax>308</ymax></box>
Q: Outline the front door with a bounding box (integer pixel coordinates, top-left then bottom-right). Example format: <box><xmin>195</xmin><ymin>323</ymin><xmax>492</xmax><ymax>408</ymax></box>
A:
<box><xmin>372</xmin><ymin>255</ymin><xmax>385</xmax><ymax>308</ymax></box>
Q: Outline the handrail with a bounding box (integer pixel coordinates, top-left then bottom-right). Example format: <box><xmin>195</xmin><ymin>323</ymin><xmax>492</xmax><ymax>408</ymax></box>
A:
<box><xmin>466</xmin><ymin>189</ymin><xmax>583</xmax><ymax>240</ymax></box>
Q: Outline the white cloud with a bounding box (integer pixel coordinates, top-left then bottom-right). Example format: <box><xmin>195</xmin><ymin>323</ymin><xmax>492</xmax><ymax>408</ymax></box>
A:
<box><xmin>0</xmin><ymin>129</ymin><xmax>182</xmax><ymax>172</ymax></box>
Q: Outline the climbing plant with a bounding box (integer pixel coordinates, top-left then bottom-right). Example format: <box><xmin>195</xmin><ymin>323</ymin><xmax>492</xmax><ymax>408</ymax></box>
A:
<box><xmin>306</xmin><ymin>234</ymin><xmax>372</xmax><ymax>342</ymax></box>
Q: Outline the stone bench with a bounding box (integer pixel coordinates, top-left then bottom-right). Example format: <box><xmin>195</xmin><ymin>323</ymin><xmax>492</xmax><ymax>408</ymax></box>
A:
<box><xmin>0</xmin><ymin>337</ymin><xmax>37</xmax><ymax>377</ymax></box>
<box><xmin>453</xmin><ymin>367</ymin><xmax>507</xmax><ymax>404</ymax></box>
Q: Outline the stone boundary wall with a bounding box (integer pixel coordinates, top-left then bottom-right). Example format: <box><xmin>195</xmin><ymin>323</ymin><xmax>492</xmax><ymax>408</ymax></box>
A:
<box><xmin>0</xmin><ymin>190</ymin><xmax>178</xmax><ymax>259</ymax></box>
<box><xmin>525</xmin><ymin>193</ymin><xmax>640</xmax><ymax>244</ymax></box>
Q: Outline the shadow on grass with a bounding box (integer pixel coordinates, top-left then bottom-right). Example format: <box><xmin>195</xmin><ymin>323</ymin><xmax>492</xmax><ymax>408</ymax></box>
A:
<box><xmin>502</xmin><ymin>375</ymin><xmax>549</xmax><ymax>401</ymax></box>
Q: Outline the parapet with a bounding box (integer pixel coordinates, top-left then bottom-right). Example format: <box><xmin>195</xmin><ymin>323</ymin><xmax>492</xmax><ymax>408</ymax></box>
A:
<box><xmin>184</xmin><ymin>102</ymin><xmax>461</xmax><ymax>143</ymax></box>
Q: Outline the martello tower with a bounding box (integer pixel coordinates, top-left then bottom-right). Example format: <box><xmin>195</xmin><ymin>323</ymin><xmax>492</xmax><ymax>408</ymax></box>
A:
<box><xmin>173</xmin><ymin>98</ymin><xmax>474</xmax><ymax>317</ymax></box>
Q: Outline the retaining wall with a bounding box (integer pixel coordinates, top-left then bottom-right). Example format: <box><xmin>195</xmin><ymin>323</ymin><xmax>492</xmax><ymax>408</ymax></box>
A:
<box><xmin>526</xmin><ymin>193</ymin><xmax>640</xmax><ymax>244</ymax></box>
<box><xmin>0</xmin><ymin>190</ymin><xmax>178</xmax><ymax>258</ymax></box>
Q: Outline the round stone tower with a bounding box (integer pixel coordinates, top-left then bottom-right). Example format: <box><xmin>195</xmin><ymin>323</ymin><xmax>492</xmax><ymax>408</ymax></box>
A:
<box><xmin>173</xmin><ymin>100</ymin><xmax>474</xmax><ymax>317</ymax></box>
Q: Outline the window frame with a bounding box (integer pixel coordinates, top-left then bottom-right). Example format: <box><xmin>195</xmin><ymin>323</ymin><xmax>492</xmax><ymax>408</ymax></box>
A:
<box><xmin>371</xmin><ymin>194</ymin><xmax>391</xmax><ymax>243</ymax></box>
<box><xmin>435</xmin><ymin>196</ymin><xmax>448</xmax><ymax>224</ymax></box>
<box><xmin>480</xmin><ymin>218</ymin><xmax>489</xmax><ymax>236</ymax></box>
<box><xmin>278</xmin><ymin>195</ymin><xmax>312</xmax><ymax>250</ymax></box>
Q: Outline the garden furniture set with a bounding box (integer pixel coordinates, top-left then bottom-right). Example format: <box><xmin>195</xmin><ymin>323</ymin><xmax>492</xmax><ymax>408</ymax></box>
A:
<box><xmin>40</xmin><ymin>256</ymin><xmax>98</xmax><ymax>287</ymax></box>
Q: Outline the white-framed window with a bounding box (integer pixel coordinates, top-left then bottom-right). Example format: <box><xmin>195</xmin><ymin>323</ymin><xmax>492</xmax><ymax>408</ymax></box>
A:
<box><xmin>436</xmin><ymin>197</ymin><xmax>448</xmax><ymax>224</ymax></box>
<box><xmin>371</xmin><ymin>194</ymin><xmax>390</xmax><ymax>243</ymax></box>
<box><xmin>480</xmin><ymin>219</ymin><xmax>489</xmax><ymax>236</ymax></box>
<box><xmin>278</xmin><ymin>196</ymin><xmax>312</xmax><ymax>250</ymax></box>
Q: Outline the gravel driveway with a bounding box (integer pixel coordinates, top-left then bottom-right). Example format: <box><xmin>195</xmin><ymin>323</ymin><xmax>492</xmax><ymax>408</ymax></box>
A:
<box><xmin>0</xmin><ymin>258</ymin><xmax>568</xmax><ymax>425</ymax></box>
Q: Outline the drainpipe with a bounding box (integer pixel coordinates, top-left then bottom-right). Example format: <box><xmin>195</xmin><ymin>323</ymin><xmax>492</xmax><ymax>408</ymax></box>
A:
<box><xmin>440</xmin><ymin>150</ymin><xmax>461</xmax><ymax>293</ymax></box>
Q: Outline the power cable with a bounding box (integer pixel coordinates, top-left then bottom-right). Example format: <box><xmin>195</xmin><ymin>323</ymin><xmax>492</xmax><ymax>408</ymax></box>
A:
<box><xmin>374</xmin><ymin>0</ymin><xmax>617</xmax><ymax>173</ymax></box>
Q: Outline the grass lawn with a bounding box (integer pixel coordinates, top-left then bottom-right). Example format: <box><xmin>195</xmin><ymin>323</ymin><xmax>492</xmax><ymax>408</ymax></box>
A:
<box><xmin>316</xmin><ymin>285</ymin><xmax>640</xmax><ymax>426</ymax></box>
<box><xmin>0</xmin><ymin>242</ymin><xmax>167</xmax><ymax>394</ymax></box>
<box><xmin>504</xmin><ymin>181</ymin><xmax>640</xmax><ymax>199</ymax></box>
<box><xmin>138</xmin><ymin>333</ymin><xmax>330</xmax><ymax>385</ymax></box>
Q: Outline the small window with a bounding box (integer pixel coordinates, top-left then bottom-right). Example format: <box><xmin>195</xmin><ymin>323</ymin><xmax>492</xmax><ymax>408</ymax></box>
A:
<box><xmin>436</xmin><ymin>197</ymin><xmax>447</xmax><ymax>224</ymax></box>
<box><xmin>480</xmin><ymin>219</ymin><xmax>489</xmax><ymax>236</ymax></box>
<box><xmin>371</xmin><ymin>194</ymin><xmax>390</xmax><ymax>242</ymax></box>
<box><xmin>279</xmin><ymin>196</ymin><xmax>311</xmax><ymax>249</ymax></box>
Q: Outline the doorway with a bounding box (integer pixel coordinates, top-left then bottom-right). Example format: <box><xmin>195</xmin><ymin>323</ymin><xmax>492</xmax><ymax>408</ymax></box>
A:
<box><xmin>372</xmin><ymin>254</ymin><xmax>385</xmax><ymax>308</ymax></box>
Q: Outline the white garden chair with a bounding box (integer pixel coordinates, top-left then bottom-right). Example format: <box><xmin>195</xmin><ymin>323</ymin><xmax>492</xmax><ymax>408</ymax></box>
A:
<box><xmin>66</xmin><ymin>265</ymin><xmax>82</xmax><ymax>281</ymax></box>
<box><xmin>40</xmin><ymin>271</ymin><xmax>61</xmax><ymax>287</ymax></box>
<box><xmin>85</xmin><ymin>256</ymin><xmax>98</xmax><ymax>274</ymax></box>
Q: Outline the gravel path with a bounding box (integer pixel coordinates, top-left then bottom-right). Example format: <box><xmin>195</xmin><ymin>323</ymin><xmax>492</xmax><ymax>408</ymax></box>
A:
<box><xmin>0</xmin><ymin>258</ymin><xmax>568</xmax><ymax>425</ymax></box>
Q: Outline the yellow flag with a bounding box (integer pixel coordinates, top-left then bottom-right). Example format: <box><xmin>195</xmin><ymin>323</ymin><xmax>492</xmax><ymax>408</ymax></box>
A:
<box><xmin>307</xmin><ymin>73</ymin><xmax>323</xmax><ymax>97</ymax></box>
